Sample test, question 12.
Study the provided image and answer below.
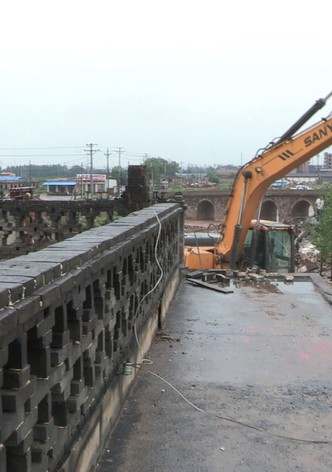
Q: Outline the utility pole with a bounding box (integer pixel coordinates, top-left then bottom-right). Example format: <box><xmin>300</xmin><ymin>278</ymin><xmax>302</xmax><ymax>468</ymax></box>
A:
<box><xmin>105</xmin><ymin>148</ymin><xmax>111</xmax><ymax>196</ymax></box>
<box><xmin>80</xmin><ymin>163</ymin><xmax>84</xmax><ymax>199</ymax></box>
<box><xmin>84</xmin><ymin>143</ymin><xmax>99</xmax><ymax>198</ymax></box>
<box><xmin>117</xmin><ymin>147</ymin><xmax>124</xmax><ymax>196</ymax></box>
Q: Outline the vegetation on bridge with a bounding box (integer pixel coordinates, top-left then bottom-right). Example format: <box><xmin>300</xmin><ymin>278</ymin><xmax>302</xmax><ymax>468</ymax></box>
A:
<box><xmin>310</xmin><ymin>186</ymin><xmax>332</xmax><ymax>265</ymax></box>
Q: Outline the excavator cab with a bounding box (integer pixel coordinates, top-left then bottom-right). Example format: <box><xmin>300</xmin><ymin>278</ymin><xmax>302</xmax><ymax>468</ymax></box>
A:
<box><xmin>241</xmin><ymin>220</ymin><xmax>295</xmax><ymax>273</ymax></box>
<box><xmin>184</xmin><ymin>221</ymin><xmax>295</xmax><ymax>272</ymax></box>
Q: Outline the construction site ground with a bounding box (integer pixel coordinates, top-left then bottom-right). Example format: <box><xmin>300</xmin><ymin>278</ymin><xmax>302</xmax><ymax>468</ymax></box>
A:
<box><xmin>96</xmin><ymin>273</ymin><xmax>332</xmax><ymax>472</ymax></box>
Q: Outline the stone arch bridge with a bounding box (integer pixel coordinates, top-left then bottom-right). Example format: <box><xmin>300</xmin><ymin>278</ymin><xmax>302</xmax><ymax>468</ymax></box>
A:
<box><xmin>182</xmin><ymin>189</ymin><xmax>321</xmax><ymax>224</ymax></box>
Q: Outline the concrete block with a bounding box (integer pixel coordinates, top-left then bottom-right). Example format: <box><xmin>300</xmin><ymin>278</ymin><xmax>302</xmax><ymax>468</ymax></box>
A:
<box><xmin>31</xmin><ymin>433</ymin><xmax>57</xmax><ymax>468</ymax></box>
<box><xmin>0</xmin><ymin>347</ymin><xmax>9</xmax><ymax>369</ymax></box>
<box><xmin>6</xmin><ymin>447</ymin><xmax>31</xmax><ymax>472</ymax></box>
<box><xmin>31</xmin><ymin>452</ymin><xmax>49</xmax><ymax>472</ymax></box>
<box><xmin>52</xmin><ymin>400</ymin><xmax>68</xmax><ymax>427</ymax></box>
<box><xmin>0</xmin><ymin>283</ymin><xmax>20</xmax><ymax>308</ymax></box>
<box><xmin>216</xmin><ymin>273</ymin><xmax>231</xmax><ymax>285</ymax></box>
<box><xmin>80</xmin><ymin>391</ymin><xmax>94</xmax><ymax>416</ymax></box>
<box><xmin>0</xmin><ymin>275</ymin><xmax>35</xmax><ymax>297</ymax></box>
<box><xmin>3</xmin><ymin>260</ymin><xmax>61</xmax><ymax>285</ymax></box>
<box><xmin>33</xmin><ymin>418</ymin><xmax>55</xmax><ymax>442</ymax></box>
<box><xmin>67</xmin><ymin>303</ymin><xmax>83</xmax><ymax>321</ymax></box>
<box><xmin>0</xmin><ymin>399</ymin><xmax>23</xmax><ymax>435</ymax></box>
<box><xmin>6</xmin><ymin>428</ymin><xmax>33</xmax><ymax>455</ymax></box>
<box><xmin>0</xmin><ymin>444</ymin><xmax>6</xmax><ymax>472</ymax></box>
<box><xmin>83</xmin><ymin>341</ymin><xmax>97</xmax><ymax>363</ymax></box>
<box><xmin>5</xmin><ymin>406</ymin><xmax>38</xmax><ymax>446</ymax></box>
<box><xmin>249</xmin><ymin>273</ymin><xmax>265</xmax><ymax>282</ymax></box>
<box><xmin>94</xmin><ymin>297</ymin><xmax>105</xmax><ymax>319</ymax></box>
<box><xmin>70</xmin><ymin>379</ymin><xmax>85</xmax><ymax>396</ymax></box>
<box><xmin>51</xmin><ymin>372</ymin><xmax>72</xmax><ymax>402</ymax></box>
<box><xmin>95</xmin><ymin>359</ymin><xmax>107</xmax><ymax>378</ymax></box>
<box><xmin>53</xmin><ymin>273</ymin><xmax>77</xmax><ymax>295</ymax></box>
<box><xmin>22</xmin><ymin>251</ymin><xmax>73</xmax><ymax>274</ymax></box>
<box><xmin>82</xmin><ymin>318</ymin><xmax>96</xmax><ymax>336</ymax></box>
<box><xmin>83</xmin><ymin>365</ymin><xmax>95</xmax><ymax>387</ymax></box>
<box><xmin>51</xmin><ymin>330</ymin><xmax>70</xmax><ymax>349</ymax></box>
<box><xmin>2</xmin><ymin>378</ymin><xmax>35</xmax><ymax>412</ymax></box>
<box><xmin>50</xmin><ymin>343</ymin><xmax>70</xmax><ymax>367</ymax></box>
<box><xmin>17</xmin><ymin>297</ymin><xmax>43</xmax><ymax>327</ymax></box>
<box><xmin>48</xmin><ymin>422</ymin><xmax>68</xmax><ymax>462</ymax></box>
<box><xmin>68</xmin><ymin>318</ymin><xmax>83</xmax><ymax>343</ymax></box>
<box><xmin>71</xmin><ymin>356</ymin><xmax>84</xmax><ymax>380</ymax></box>
<box><xmin>0</xmin><ymin>307</ymin><xmax>18</xmax><ymax>337</ymax></box>
<box><xmin>3</xmin><ymin>365</ymin><xmax>31</xmax><ymax>389</ymax></box>
<box><xmin>28</xmin><ymin>329</ymin><xmax>52</xmax><ymax>350</ymax></box>
<box><xmin>34</xmin><ymin>312</ymin><xmax>55</xmax><ymax>340</ymax></box>
<box><xmin>37</xmin><ymin>285</ymin><xmax>62</xmax><ymax>310</ymax></box>
<box><xmin>68</xmin><ymin>388</ymin><xmax>88</xmax><ymax>413</ymax></box>
<box><xmin>48</xmin><ymin>250</ymin><xmax>83</xmax><ymax>273</ymax></box>
<box><xmin>28</xmin><ymin>345</ymin><xmax>51</xmax><ymax>378</ymax></box>
<box><xmin>5</xmin><ymin>334</ymin><xmax>28</xmax><ymax>370</ymax></box>
<box><xmin>71</xmin><ymin>266</ymin><xmax>92</xmax><ymax>289</ymax></box>
<box><xmin>91</xmin><ymin>319</ymin><xmax>105</xmax><ymax>339</ymax></box>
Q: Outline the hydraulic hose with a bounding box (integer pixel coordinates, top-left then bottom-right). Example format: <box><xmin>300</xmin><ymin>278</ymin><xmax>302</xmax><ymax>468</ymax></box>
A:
<box><xmin>275</xmin><ymin>91</ymin><xmax>332</xmax><ymax>145</ymax></box>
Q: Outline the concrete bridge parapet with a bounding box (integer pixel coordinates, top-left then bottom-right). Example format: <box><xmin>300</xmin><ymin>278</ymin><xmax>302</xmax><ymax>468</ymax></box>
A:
<box><xmin>0</xmin><ymin>203</ymin><xmax>184</xmax><ymax>472</ymax></box>
<box><xmin>0</xmin><ymin>199</ymin><xmax>124</xmax><ymax>260</ymax></box>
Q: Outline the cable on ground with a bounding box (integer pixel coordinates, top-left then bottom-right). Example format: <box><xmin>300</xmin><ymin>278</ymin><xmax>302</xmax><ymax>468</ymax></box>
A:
<box><xmin>131</xmin><ymin>364</ymin><xmax>331</xmax><ymax>446</ymax></box>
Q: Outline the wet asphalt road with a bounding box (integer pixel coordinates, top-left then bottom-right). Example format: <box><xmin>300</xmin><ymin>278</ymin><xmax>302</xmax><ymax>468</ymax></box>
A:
<box><xmin>96</xmin><ymin>277</ymin><xmax>332</xmax><ymax>472</ymax></box>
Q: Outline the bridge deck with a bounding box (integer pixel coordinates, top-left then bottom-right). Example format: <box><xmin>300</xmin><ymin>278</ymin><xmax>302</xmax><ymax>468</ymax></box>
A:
<box><xmin>96</xmin><ymin>275</ymin><xmax>332</xmax><ymax>472</ymax></box>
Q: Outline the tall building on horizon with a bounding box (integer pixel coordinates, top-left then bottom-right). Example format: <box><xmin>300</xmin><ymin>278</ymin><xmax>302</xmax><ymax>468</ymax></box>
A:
<box><xmin>324</xmin><ymin>151</ymin><xmax>332</xmax><ymax>170</ymax></box>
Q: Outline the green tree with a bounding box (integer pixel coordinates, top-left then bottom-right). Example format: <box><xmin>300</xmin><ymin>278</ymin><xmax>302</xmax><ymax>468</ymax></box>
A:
<box><xmin>311</xmin><ymin>186</ymin><xmax>332</xmax><ymax>262</ymax></box>
<box><xmin>206</xmin><ymin>169</ymin><xmax>220</xmax><ymax>184</ymax></box>
<box><xmin>110</xmin><ymin>166</ymin><xmax>128</xmax><ymax>187</ymax></box>
<box><xmin>144</xmin><ymin>158</ymin><xmax>180</xmax><ymax>190</ymax></box>
<box><xmin>145</xmin><ymin>158</ymin><xmax>179</xmax><ymax>178</ymax></box>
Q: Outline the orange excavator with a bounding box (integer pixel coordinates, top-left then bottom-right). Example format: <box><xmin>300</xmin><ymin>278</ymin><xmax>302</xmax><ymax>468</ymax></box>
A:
<box><xmin>184</xmin><ymin>91</ymin><xmax>332</xmax><ymax>272</ymax></box>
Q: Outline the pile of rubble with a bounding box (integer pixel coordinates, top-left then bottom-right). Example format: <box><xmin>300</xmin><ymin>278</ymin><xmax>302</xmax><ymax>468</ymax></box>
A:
<box><xmin>296</xmin><ymin>242</ymin><xmax>320</xmax><ymax>273</ymax></box>
<box><xmin>185</xmin><ymin>268</ymin><xmax>296</xmax><ymax>294</ymax></box>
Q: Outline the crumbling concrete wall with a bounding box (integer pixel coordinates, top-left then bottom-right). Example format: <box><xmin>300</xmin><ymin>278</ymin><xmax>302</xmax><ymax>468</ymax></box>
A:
<box><xmin>0</xmin><ymin>203</ymin><xmax>184</xmax><ymax>472</ymax></box>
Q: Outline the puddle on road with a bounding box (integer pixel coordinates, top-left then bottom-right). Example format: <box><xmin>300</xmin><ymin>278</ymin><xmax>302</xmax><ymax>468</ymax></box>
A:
<box><xmin>234</xmin><ymin>279</ymin><xmax>283</xmax><ymax>294</ymax></box>
<box><xmin>231</xmin><ymin>277</ymin><xmax>322</xmax><ymax>297</ymax></box>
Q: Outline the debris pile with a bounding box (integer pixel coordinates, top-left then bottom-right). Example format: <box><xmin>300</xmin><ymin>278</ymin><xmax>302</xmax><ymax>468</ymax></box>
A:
<box><xmin>186</xmin><ymin>269</ymin><xmax>234</xmax><ymax>293</ymax></box>
<box><xmin>296</xmin><ymin>243</ymin><xmax>320</xmax><ymax>273</ymax></box>
<box><xmin>185</xmin><ymin>268</ymin><xmax>295</xmax><ymax>293</ymax></box>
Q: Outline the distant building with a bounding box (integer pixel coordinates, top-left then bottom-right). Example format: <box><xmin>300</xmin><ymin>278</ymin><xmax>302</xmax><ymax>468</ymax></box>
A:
<box><xmin>324</xmin><ymin>152</ymin><xmax>332</xmax><ymax>170</ymax></box>
<box><xmin>42</xmin><ymin>180</ymin><xmax>77</xmax><ymax>195</ymax></box>
<box><xmin>75</xmin><ymin>174</ymin><xmax>118</xmax><ymax>196</ymax></box>
<box><xmin>296</xmin><ymin>162</ymin><xmax>310</xmax><ymax>173</ymax></box>
<box><xmin>0</xmin><ymin>173</ymin><xmax>37</xmax><ymax>196</ymax></box>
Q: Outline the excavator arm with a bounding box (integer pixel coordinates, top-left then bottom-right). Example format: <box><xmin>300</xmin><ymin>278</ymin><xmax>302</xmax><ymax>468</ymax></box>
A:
<box><xmin>216</xmin><ymin>93</ymin><xmax>332</xmax><ymax>267</ymax></box>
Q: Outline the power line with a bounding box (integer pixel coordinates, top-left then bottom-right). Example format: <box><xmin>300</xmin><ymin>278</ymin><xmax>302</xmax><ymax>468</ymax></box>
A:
<box><xmin>0</xmin><ymin>154</ymin><xmax>85</xmax><ymax>157</ymax></box>
<box><xmin>0</xmin><ymin>146</ymin><xmax>83</xmax><ymax>150</ymax></box>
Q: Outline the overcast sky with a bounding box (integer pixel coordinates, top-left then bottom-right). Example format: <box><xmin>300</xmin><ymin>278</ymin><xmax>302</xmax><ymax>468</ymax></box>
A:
<box><xmin>1</xmin><ymin>0</ymin><xmax>331</xmax><ymax>171</ymax></box>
